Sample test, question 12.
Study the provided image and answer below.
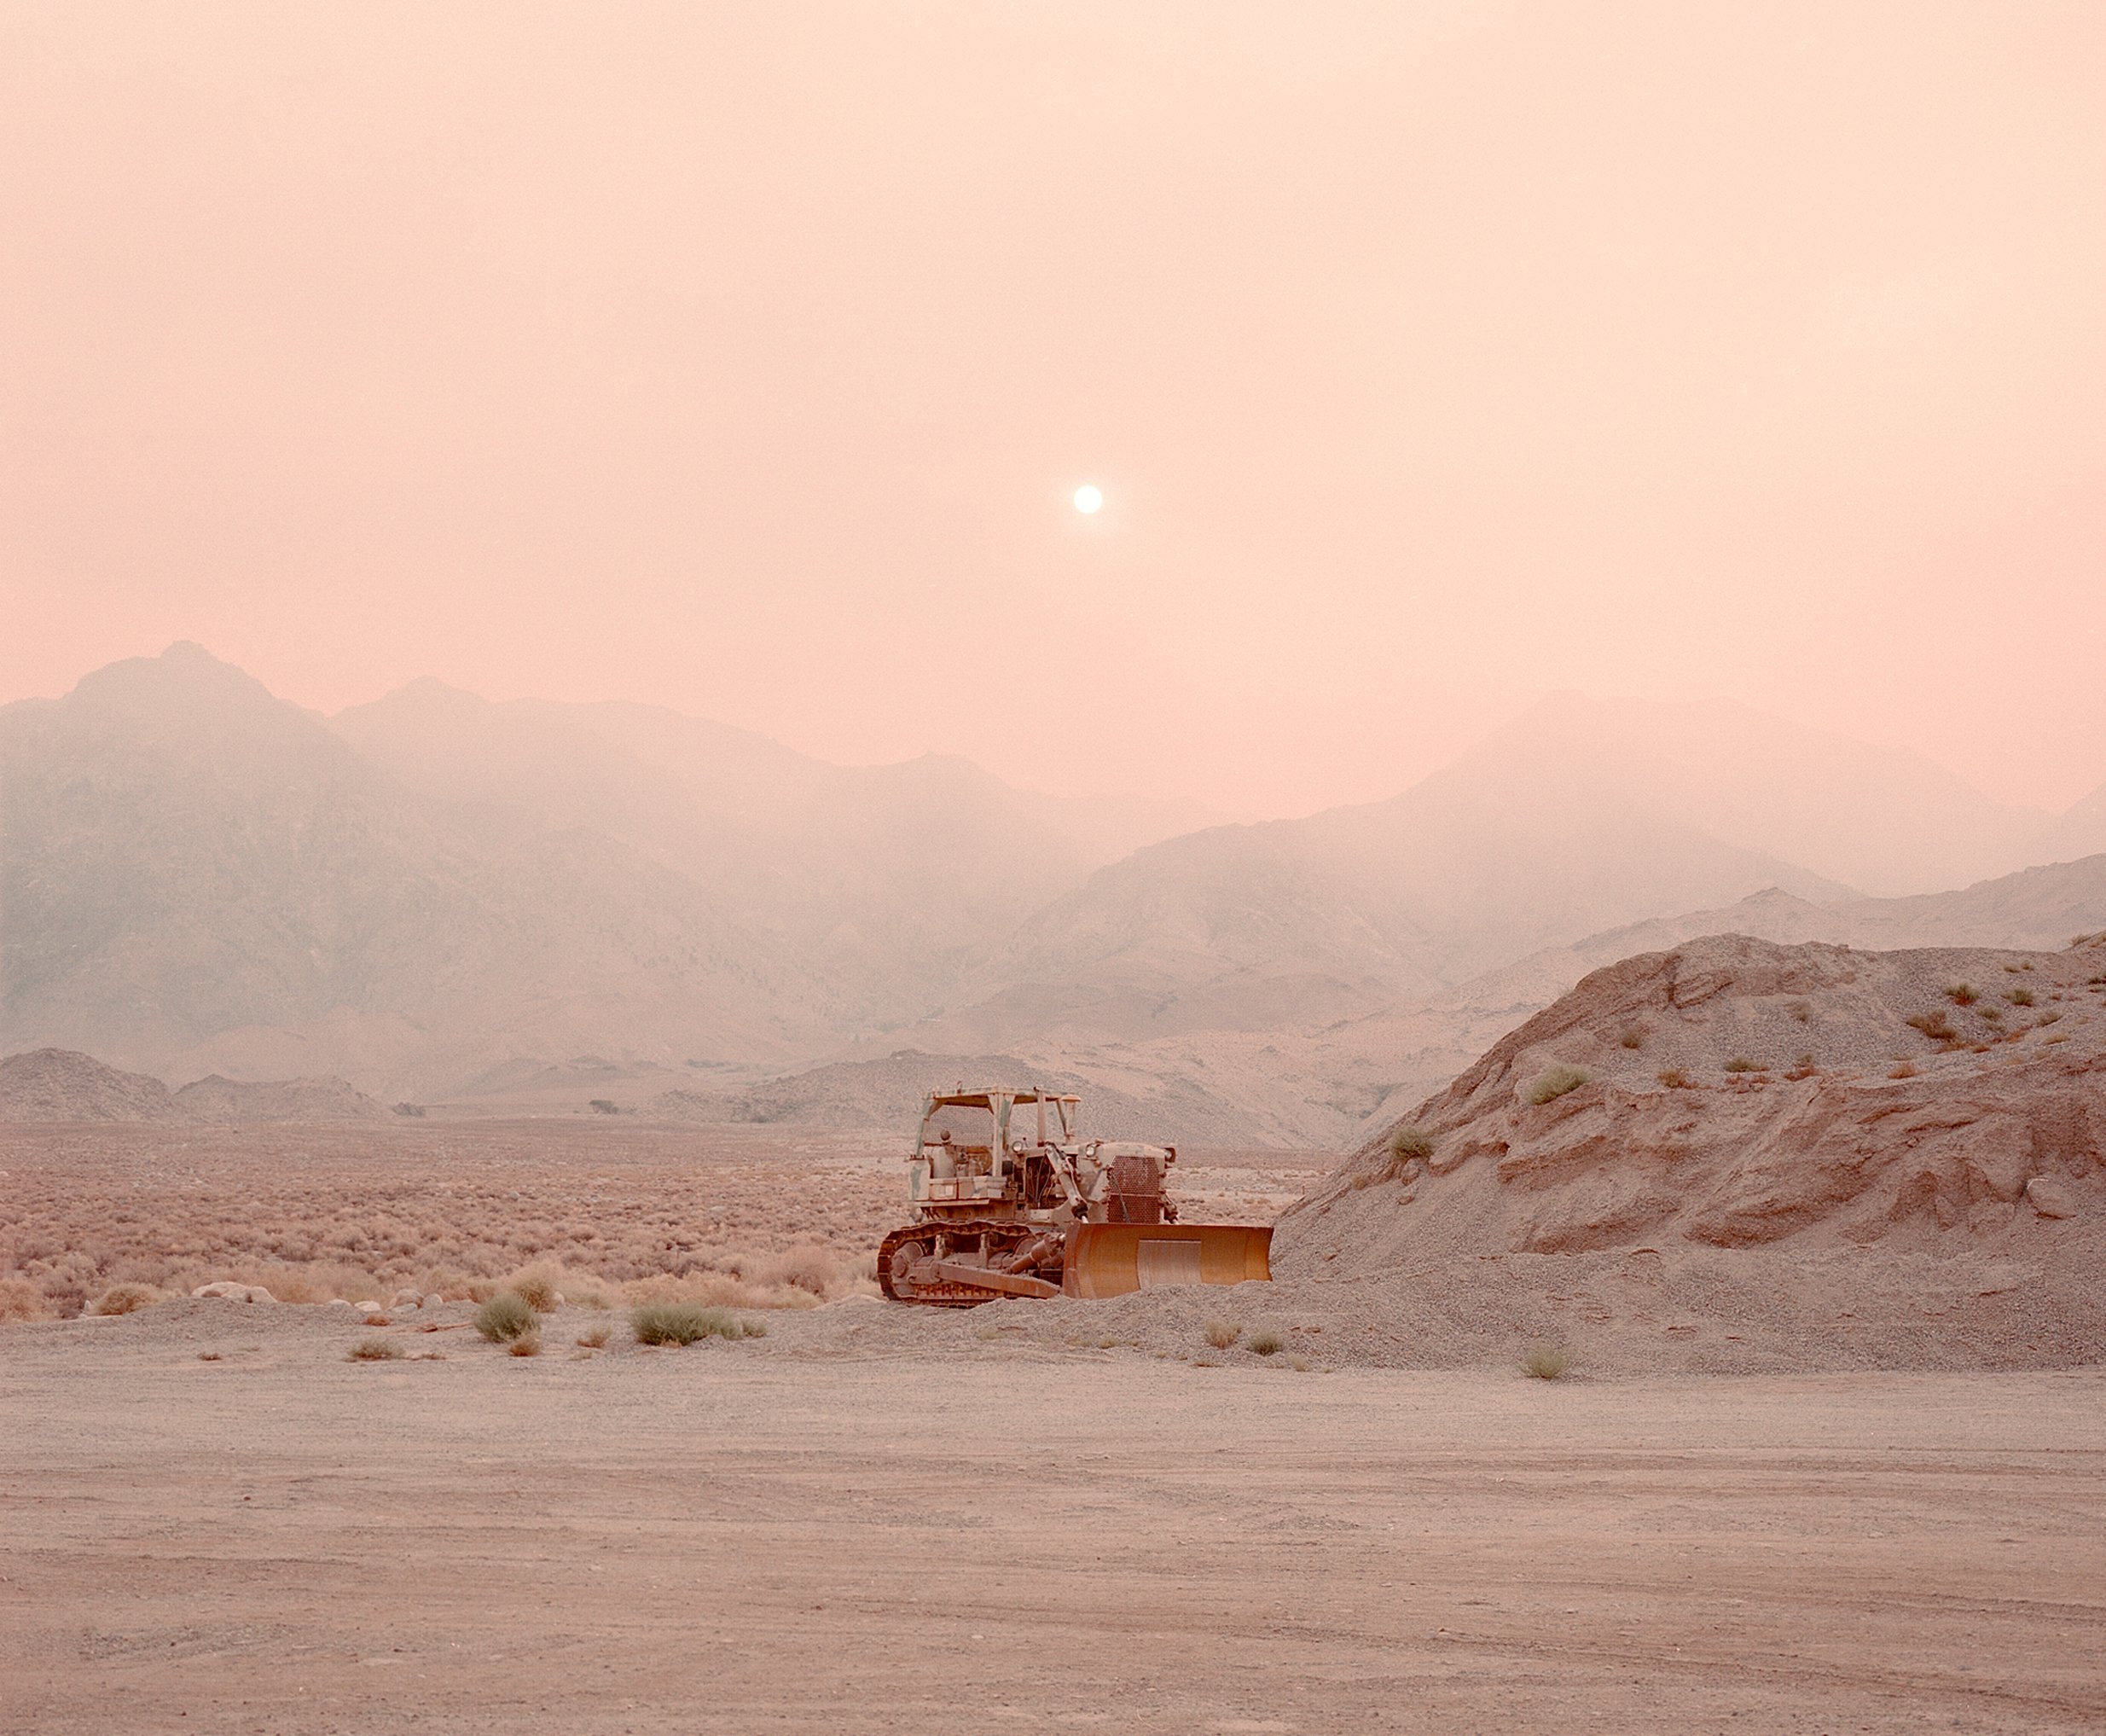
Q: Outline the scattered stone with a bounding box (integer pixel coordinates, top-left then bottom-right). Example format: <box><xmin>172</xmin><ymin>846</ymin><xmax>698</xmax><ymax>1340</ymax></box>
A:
<box><xmin>192</xmin><ymin>1281</ymin><xmax>274</xmax><ymax>1303</ymax></box>
<box><xmin>2027</xmin><ymin>1176</ymin><xmax>2076</xmax><ymax>1219</ymax></box>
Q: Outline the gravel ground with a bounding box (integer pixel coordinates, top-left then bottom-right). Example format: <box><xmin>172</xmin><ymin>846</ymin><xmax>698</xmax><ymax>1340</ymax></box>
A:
<box><xmin>3</xmin><ymin>1300</ymin><xmax>2103</xmax><ymax>1734</ymax></box>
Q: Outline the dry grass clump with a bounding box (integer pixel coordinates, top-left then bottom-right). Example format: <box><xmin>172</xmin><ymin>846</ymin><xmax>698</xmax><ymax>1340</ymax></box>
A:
<box><xmin>1906</xmin><ymin>1009</ymin><xmax>1956</xmax><ymax>1042</ymax></box>
<box><xmin>1245</xmin><ymin>1329</ymin><xmax>1285</xmax><ymax>1357</ymax></box>
<box><xmin>90</xmin><ymin>1281</ymin><xmax>165</xmax><ymax>1316</ymax></box>
<box><xmin>1946</xmin><ymin>983</ymin><xmax>1978</xmax><ymax>1006</ymax></box>
<box><xmin>2007</xmin><ymin>986</ymin><xmax>2036</xmax><ymax>1007</ymax></box>
<box><xmin>630</xmin><ymin>1300</ymin><xmax>765</xmax><ymax>1345</ymax></box>
<box><xmin>1888</xmin><ymin>1062</ymin><xmax>1918</xmax><ymax>1079</ymax></box>
<box><xmin>0</xmin><ymin>1274</ymin><xmax>50</xmax><ymax>1322</ymax></box>
<box><xmin>475</xmin><ymin>1291</ymin><xmax>538</xmax><ymax>1343</ymax></box>
<box><xmin>1524</xmin><ymin>1065</ymin><xmax>1593</xmax><ymax>1106</ymax></box>
<box><xmin>1387</xmin><ymin>1125</ymin><xmax>1434</xmax><ymax>1164</ymax></box>
<box><xmin>1656</xmin><ymin>1067</ymin><xmax>1690</xmax><ymax>1089</ymax></box>
<box><xmin>504</xmin><ymin>1263</ymin><xmax>565</xmax><ymax>1311</ymax></box>
<box><xmin>1521</xmin><ymin>1340</ymin><xmax>1574</xmax><ymax>1379</ymax></box>
<box><xmin>1722</xmin><ymin>1057</ymin><xmax>1764</xmax><ymax>1074</ymax></box>
<box><xmin>576</xmin><ymin>1323</ymin><xmax>611</xmax><ymax>1349</ymax></box>
<box><xmin>348</xmin><ymin>1336</ymin><xmax>404</xmax><ymax>1362</ymax></box>
<box><xmin>508</xmin><ymin>1333</ymin><xmax>542</xmax><ymax>1357</ymax></box>
<box><xmin>1203</xmin><ymin>1318</ymin><xmax>1242</xmax><ymax>1350</ymax></box>
<box><xmin>1788</xmin><ymin>1000</ymin><xmax>1811</xmax><ymax>1023</ymax></box>
<box><xmin>1618</xmin><ymin>1027</ymin><xmax>1644</xmax><ymax>1049</ymax></box>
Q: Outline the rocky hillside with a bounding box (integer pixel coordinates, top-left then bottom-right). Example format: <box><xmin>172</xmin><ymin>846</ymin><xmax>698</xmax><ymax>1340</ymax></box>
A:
<box><xmin>1267</xmin><ymin>933</ymin><xmax>2106</xmax><ymax>1369</ymax></box>
<box><xmin>0</xmin><ymin>1049</ymin><xmax>389</xmax><ymax>1124</ymax></box>
<box><xmin>0</xmin><ymin>1049</ymin><xmax>176</xmax><ymax>1122</ymax></box>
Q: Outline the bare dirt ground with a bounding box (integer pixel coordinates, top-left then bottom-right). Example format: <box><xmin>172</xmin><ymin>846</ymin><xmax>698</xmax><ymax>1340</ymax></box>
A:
<box><xmin>3</xmin><ymin>1300</ymin><xmax>2103</xmax><ymax>1734</ymax></box>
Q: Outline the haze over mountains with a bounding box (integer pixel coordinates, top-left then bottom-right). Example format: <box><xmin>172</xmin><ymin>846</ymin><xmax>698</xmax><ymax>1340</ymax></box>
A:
<box><xmin>3</xmin><ymin>643</ymin><xmax>2103</xmax><ymax>1141</ymax></box>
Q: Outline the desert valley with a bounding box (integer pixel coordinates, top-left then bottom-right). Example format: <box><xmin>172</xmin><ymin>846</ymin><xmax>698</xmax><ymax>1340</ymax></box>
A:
<box><xmin>8</xmin><ymin>7</ymin><xmax>2106</xmax><ymax>1729</ymax></box>
<box><xmin>4</xmin><ymin>648</ymin><xmax>2106</xmax><ymax>1732</ymax></box>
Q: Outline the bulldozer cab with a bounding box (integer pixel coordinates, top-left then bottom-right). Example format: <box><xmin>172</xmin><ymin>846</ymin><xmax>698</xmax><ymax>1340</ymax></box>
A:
<box><xmin>916</xmin><ymin>1089</ymin><xmax>1077</xmax><ymax>1164</ymax></box>
<box><xmin>911</xmin><ymin>1089</ymin><xmax>1081</xmax><ymax>1214</ymax></box>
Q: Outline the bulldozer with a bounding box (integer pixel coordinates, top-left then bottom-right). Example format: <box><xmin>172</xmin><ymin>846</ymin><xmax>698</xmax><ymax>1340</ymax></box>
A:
<box><xmin>876</xmin><ymin>1087</ymin><xmax>1273</xmax><ymax>1306</ymax></box>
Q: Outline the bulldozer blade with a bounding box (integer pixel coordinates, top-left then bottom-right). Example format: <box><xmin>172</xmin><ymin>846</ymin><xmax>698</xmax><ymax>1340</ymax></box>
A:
<box><xmin>1062</xmin><ymin>1222</ymin><xmax>1273</xmax><ymax>1299</ymax></box>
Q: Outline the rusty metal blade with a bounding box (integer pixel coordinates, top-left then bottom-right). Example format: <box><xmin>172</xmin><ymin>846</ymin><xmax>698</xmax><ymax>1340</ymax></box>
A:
<box><xmin>1061</xmin><ymin>1223</ymin><xmax>1273</xmax><ymax>1298</ymax></box>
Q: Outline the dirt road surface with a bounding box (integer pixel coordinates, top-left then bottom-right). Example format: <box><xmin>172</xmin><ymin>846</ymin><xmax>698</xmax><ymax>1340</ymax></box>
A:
<box><xmin>3</xmin><ymin>1306</ymin><xmax>2102</xmax><ymax>1734</ymax></box>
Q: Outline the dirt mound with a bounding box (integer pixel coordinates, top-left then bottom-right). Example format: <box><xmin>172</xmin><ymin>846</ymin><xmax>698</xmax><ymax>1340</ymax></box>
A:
<box><xmin>169</xmin><ymin>1075</ymin><xmax>390</xmax><ymax>1123</ymax></box>
<box><xmin>1267</xmin><ymin>933</ymin><xmax>2106</xmax><ymax>1369</ymax></box>
<box><xmin>0</xmin><ymin>1049</ymin><xmax>174</xmax><ymax>1122</ymax></box>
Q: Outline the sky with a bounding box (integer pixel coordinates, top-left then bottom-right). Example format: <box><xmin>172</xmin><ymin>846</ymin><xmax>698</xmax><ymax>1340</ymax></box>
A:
<box><xmin>3</xmin><ymin>2</ymin><xmax>2103</xmax><ymax>820</ymax></box>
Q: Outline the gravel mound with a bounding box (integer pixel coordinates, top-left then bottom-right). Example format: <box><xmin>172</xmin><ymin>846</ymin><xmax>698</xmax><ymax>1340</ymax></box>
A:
<box><xmin>1250</xmin><ymin>932</ymin><xmax>2106</xmax><ymax>1371</ymax></box>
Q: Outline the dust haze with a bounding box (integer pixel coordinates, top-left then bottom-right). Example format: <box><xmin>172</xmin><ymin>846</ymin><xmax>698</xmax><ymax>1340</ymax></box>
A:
<box><xmin>3</xmin><ymin>9</ymin><xmax>2103</xmax><ymax>1734</ymax></box>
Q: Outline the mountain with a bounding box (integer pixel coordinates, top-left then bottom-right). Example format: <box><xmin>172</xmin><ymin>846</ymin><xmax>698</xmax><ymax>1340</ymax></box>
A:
<box><xmin>0</xmin><ymin>646</ymin><xmax>1198</xmax><ymax>1094</ymax></box>
<box><xmin>5</xmin><ymin>650</ymin><xmax>2100</xmax><ymax>1129</ymax></box>
<box><xmin>0</xmin><ymin>645</ymin><xmax>827</xmax><ymax>1091</ymax></box>
<box><xmin>907</xmin><ymin>738</ymin><xmax>1852</xmax><ymax>1056</ymax></box>
<box><xmin>1430</xmin><ymin>694</ymin><xmax>2050</xmax><ymax>897</ymax></box>
<box><xmin>329</xmin><ymin>679</ymin><xmax>1207</xmax><ymax>1026</ymax></box>
<box><xmin>2040</xmin><ymin>778</ymin><xmax>2106</xmax><ymax>867</ymax></box>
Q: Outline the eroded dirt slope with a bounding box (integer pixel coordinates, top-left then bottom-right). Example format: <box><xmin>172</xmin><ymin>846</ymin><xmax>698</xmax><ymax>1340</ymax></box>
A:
<box><xmin>1265</xmin><ymin>932</ymin><xmax>2106</xmax><ymax>1369</ymax></box>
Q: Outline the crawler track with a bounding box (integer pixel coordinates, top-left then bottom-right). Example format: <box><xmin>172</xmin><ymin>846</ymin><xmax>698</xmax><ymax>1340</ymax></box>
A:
<box><xmin>877</xmin><ymin>1220</ymin><xmax>1051</xmax><ymax>1307</ymax></box>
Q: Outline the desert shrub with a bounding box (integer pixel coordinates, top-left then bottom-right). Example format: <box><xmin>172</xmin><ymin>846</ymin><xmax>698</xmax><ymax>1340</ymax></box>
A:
<box><xmin>1788</xmin><ymin>1001</ymin><xmax>1811</xmax><ymax>1023</ymax></box>
<box><xmin>90</xmin><ymin>1282</ymin><xmax>164</xmax><ymax>1316</ymax></box>
<box><xmin>475</xmin><ymin>1291</ymin><xmax>537</xmax><ymax>1343</ymax></box>
<box><xmin>755</xmin><ymin>1244</ymin><xmax>838</xmax><ymax>1297</ymax></box>
<box><xmin>1388</xmin><ymin>1124</ymin><xmax>1434</xmax><ymax>1164</ymax></box>
<box><xmin>2039</xmin><ymin>1010</ymin><xmax>2062</xmax><ymax>1025</ymax></box>
<box><xmin>589</xmin><ymin>1100</ymin><xmax>620</xmax><ymax>1115</ymax></box>
<box><xmin>576</xmin><ymin>1323</ymin><xmax>611</xmax><ymax>1349</ymax></box>
<box><xmin>1246</xmin><ymin>1329</ymin><xmax>1285</xmax><ymax>1357</ymax></box>
<box><xmin>2008</xmin><ymin>986</ymin><xmax>2035</xmax><ymax>1007</ymax></box>
<box><xmin>1656</xmin><ymin>1067</ymin><xmax>1689</xmax><ymax>1089</ymax></box>
<box><xmin>1722</xmin><ymin>1057</ymin><xmax>1764</xmax><ymax>1073</ymax></box>
<box><xmin>391</xmin><ymin>1102</ymin><xmax>426</xmax><ymax>1118</ymax></box>
<box><xmin>1524</xmin><ymin>1065</ymin><xmax>1593</xmax><ymax>1106</ymax></box>
<box><xmin>505</xmin><ymin>1263</ymin><xmax>564</xmax><ymax>1312</ymax></box>
<box><xmin>1888</xmin><ymin>1063</ymin><xmax>1918</xmax><ymax>1079</ymax></box>
<box><xmin>622</xmin><ymin>1270</ymin><xmax>821</xmax><ymax>1312</ymax></box>
<box><xmin>1349</xmin><ymin>1173</ymin><xmax>1372</xmax><ymax>1190</ymax></box>
<box><xmin>630</xmin><ymin>1300</ymin><xmax>764</xmax><ymax>1345</ymax></box>
<box><xmin>0</xmin><ymin>1275</ymin><xmax>49</xmax><ymax>1322</ymax></box>
<box><xmin>1946</xmin><ymin>984</ymin><xmax>1977</xmax><ymax>1006</ymax></box>
<box><xmin>508</xmin><ymin>1333</ymin><xmax>542</xmax><ymax>1357</ymax></box>
<box><xmin>348</xmin><ymin>1336</ymin><xmax>403</xmax><ymax>1362</ymax></box>
<box><xmin>1619</xmin><ymin>1027</ymin><xmax>1644</xmax><ymax>1049</ymax></box>
<box><xmin>1203</xmin><ymin>1318</ymin><xmax>1242</xmax><ymax>1350</ymax></box>
<box><xmin>1977</xmin><ymin>1005</ymin><xmax>2003</xmax><ymax>1024</ymax></box>
<box><xmin>1521</xmin><ymin>1340</ymin><xmax>1574</xmax><ymax>1380</ymax></box>
<box><xmin>1906</xmin><ymin>1011</ymin><xmax>1955</xmax><ymax>1042</ymax></box>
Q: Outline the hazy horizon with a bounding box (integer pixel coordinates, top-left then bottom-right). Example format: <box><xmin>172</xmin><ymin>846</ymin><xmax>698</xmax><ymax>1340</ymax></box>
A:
<box><xmin>14</xmin><ymin>640</ymin><xmax>2105</xmax><ymax>831</ymax></box>
<box><xmin>5</xmin><ymin>3</ymin><xmax>2103</xmax><ymax>822</ymax></box>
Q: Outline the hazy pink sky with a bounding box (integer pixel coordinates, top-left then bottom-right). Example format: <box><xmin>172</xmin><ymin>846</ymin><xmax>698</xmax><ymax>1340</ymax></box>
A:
<box><xmin>3</xmin><ymin>3</ymin><xmax>2102</xmax><ymax>818</ymax></box>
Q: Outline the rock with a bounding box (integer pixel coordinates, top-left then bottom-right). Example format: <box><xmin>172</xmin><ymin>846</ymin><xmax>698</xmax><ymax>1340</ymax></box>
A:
<box><xmin>2027</xmin><ymin>1176</ymin><xmax>2076</xmax><ymax>1219</ymax></box>
<box><xmin>393</xmin><ymin>1289</ymin><xmax>423</xmax><ymax>1307</ymax></box>
<box><xmin>191</xmin><ymin>1281</ymin><xmax>273</xmax><ymax>1303</ymax></box>
<box><xmin>324</xmin><ymin>1298</ymin><xmax>354</xmax><ymax>1309</ymax></box>
<box><xmin>421</xmin><ymin>1293</ymin><xmax>445</xmax><ymax>1310</ymax></box>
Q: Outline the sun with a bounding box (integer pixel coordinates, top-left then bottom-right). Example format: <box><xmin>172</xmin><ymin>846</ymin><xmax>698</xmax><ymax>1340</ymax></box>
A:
<box><xmin>1072</xmin><ymin>484</ymin><xmax>1104</xmax><ymax>514</ymax></box>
